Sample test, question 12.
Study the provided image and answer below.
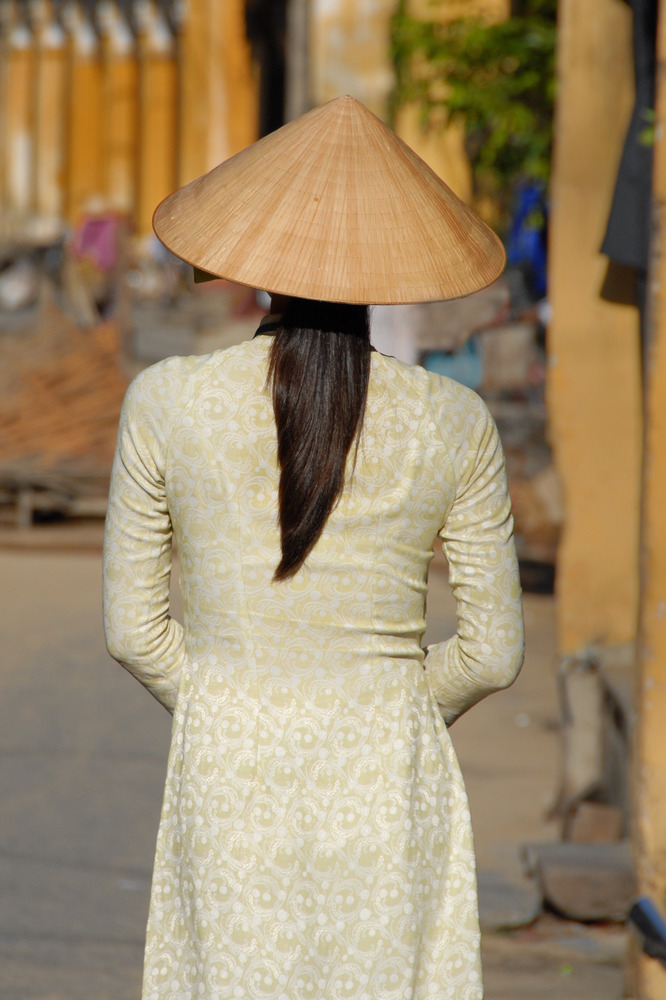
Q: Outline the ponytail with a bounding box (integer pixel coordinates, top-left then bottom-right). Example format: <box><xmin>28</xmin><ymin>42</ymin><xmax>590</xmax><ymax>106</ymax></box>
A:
<box><xmin>268</xmin><ymin>299</ymin><xmax>371</xmax><ymax>580</ymax></box>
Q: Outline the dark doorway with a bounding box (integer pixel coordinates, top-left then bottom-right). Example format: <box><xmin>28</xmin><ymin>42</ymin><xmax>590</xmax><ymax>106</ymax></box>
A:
<box><xmin>245</xmin><ymin>0</ymin><xmax>288</xmax><ymax>136</ymax></box>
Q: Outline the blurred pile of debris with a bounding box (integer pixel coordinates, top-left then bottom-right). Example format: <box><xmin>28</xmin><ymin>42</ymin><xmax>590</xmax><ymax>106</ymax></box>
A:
<box><xmin>0</xmin><ymin>302</ymin><xmax>126</xmax><ymax>527</ymax></box>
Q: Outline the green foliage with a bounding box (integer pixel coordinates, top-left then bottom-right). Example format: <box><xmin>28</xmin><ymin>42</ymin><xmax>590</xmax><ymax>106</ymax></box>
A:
<box><xmin>390</xmin><ymin>0</ymin><xmax>557</xmax><ymax>218</ymax></box>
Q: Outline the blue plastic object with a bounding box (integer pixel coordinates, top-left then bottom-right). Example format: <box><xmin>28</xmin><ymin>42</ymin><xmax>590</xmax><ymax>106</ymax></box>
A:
<box><xmin>507</xmin><ymin>183</ymin><xmax>548</xmax><ymax>300</ymax></box>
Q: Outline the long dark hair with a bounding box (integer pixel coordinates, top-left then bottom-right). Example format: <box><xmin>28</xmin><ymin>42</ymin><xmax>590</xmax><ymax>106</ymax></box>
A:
<box><xmin>267</xmin><ymin>298</ymin><xmax>371</xmax><ymax>580</ymax></box>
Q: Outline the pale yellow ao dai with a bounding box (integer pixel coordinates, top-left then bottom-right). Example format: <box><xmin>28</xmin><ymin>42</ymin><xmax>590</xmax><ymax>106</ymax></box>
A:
<box><xmin>103</xmin><ymin>336</ymin><xmax>524</xmax><ymax>1000</ymax></box>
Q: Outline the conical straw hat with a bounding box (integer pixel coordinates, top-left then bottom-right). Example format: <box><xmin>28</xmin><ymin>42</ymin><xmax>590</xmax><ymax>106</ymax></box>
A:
<box><xmin>153</xmin><ymin>95</ymin><xmax>505</xmax><ymax>305</ymax></box>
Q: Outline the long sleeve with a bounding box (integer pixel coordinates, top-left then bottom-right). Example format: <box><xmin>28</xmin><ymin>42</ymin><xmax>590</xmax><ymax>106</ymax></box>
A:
<box><xmin>103</xmin><ymin>367</ymin><xmax>186</xmax><ymax>713</ymax></box>
<box><xmin>424</xmin><ymin>390</ymin><xmax>524</xmax><ymax>724</ymax></box>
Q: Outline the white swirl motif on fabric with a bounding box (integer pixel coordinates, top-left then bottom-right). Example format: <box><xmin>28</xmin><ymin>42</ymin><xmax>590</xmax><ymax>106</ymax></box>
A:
<box><xmin>103</xmin><ymin>337</ymin><xmax>524</xmax><ymax>1000</ymax></box>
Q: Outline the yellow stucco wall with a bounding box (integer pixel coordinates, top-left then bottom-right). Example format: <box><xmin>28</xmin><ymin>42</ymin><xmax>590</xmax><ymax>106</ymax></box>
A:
<box><xmin>136</xmin><ymin>6</ymin><xmax>178</xmax><ymax>236</ymax></box>
<box><xmin>63</xmin><ymin>10</ymin><xmax>103</xmax><ymax>223</ymax></box>
<box><xmin>635</xmin><ymin>4</ymin><xmax>666</xmax><ymax>996</ymax></box>
<box><xmin>311</xmin><ymin>0</ymin><xmax>506</xmax><ymax>200</ymax></box>
<box><xmin>100</xmin><ymin>6</ymin><xmax>138</xmax><ymax>214</ymax></box>
<box><xmin>393</xmin><ymin>109</ymin><xmax>473</xmax><ymax>202</ymax></box>
<box><xmin>548</xmin><ymin>0</ymin><xmax>642</xmax><ymax>653</ymax></box>
<box><xmin>32</xmin><ymin>9</ymin><xmax>65</xmax><ymax>233</ymax></box>
<box><xmin>311</xmin><ymin>0</ymin><xmax>396</xmax><ymax>116</ymax></box>
<box><xmin>222</xmin><ymin>0</ymin><xmax>258</xmax><ymax>157</ymax></box>
<box><xmin>178</xmin><ymin>0</ymin><xmax>257</xmax><ymax>188</ymax></box>
<box><xmin>636</xmin><ymin>296</ymin><xmax>666</xmax><ymax>997</ymax></box>
<box><xmin>5</xmin><ymin>24</ymin><xmax>34</xmax><ymax>225</ymax></box>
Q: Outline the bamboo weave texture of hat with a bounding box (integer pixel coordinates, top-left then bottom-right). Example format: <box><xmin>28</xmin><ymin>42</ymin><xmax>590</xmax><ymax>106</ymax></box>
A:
<box><xmin>153</xmin><ymin>95</ymin><xmax>505</xmax><ymax>305</ymax></box>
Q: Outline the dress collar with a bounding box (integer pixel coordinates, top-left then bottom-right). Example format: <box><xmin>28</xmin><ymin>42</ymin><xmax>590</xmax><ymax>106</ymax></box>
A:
<box><xmin>254</xmin><ymin>313</ymin><xmax>282</xmax><ymax>337</ymax></box>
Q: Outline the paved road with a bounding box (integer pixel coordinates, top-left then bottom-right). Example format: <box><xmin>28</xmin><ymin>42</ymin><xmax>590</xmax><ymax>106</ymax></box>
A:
<box><xmin>1</xmin><ymin>547</ymin><xmax>169</xmax><ymax>998</ymax></box>
<box><xmin>0</xmin><ymin>546</ymin><xmax>626</xmax><ymax>999</ymax></box>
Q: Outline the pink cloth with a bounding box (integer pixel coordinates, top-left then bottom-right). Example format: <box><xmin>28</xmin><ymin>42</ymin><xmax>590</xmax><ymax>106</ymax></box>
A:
<box><xmin>71</xmin><ymin>215</ymin><xmax>121</xmax><ymax>272</ymax></box>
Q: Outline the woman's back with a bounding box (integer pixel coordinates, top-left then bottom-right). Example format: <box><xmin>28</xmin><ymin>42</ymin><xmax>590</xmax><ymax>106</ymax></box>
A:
<box><xmin>108</xmin><ymin>336</ymin><xmax>516</xmax><ymax>671</ymax></box>
<box><xmin>103</xmin><ymin>335</ymin><xmax>522</xmax><ymax>1000</ymax></box>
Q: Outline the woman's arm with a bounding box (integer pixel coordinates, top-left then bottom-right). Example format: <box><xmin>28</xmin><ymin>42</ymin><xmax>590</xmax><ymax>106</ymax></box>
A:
<box><xmin>424</xmin><ymin>390</ymin><xmax>524</xmax><ymax>725</ymax></box>
<box><xmin>103</xmin><ymin>369</ymin><xmax>185</xmax><ymax>713</ymax></box>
